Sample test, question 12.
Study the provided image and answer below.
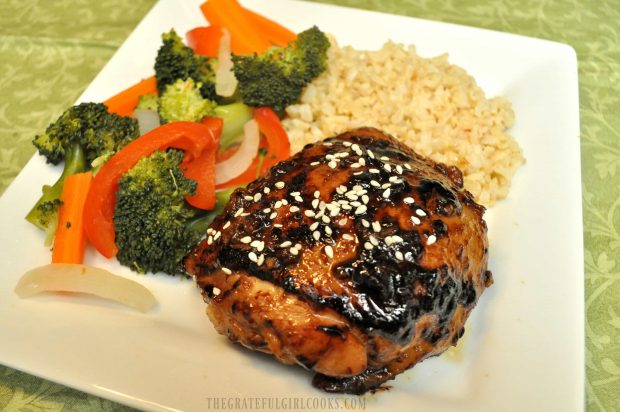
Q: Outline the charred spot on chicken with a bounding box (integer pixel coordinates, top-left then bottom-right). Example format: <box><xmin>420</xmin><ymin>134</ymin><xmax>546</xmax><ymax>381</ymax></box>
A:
<box><xmin>184</xmin><ymin>127</ymin><xmax>492</xmax><ymax>394</ymax></box>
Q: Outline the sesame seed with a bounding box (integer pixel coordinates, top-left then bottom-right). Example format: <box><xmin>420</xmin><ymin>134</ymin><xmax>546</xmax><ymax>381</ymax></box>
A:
<box><xmin>207</xmin><ymin>228</ymin><xmax>214</xmax><ymax>235</ymax></box>
<box><xmin>290</xmin><ymin>206</ymin><xmax>300</xmax><ymax>213</ymax></box>
<box><xmin>346</xmin><ymin>193</ymin><xmax>359</xmax><ymax>201</ymax></box>
<box><xmin>290</xmin><ymin>196</ymin><xmax>300</xmax><ymax>203</ymax></box>
<box><xmin>411</xmin><ymin>216</ymin><xmax>421</xmax><ymax>225</ymax></box>
<box><xmin>212</xmin><ymin>287</ymin><xmax>221</xmax><ymax>296</ymax></box>
<box><xmin>325</xmin><ymin>226</ymin><xmax>333</xmax><ymax>235</ymax></box>
<box><xmin>369</xmin><ymin>235</ymin><xmax>379</xmax><ymax>246</ymax></box>
<box><xmin>310</xmin><ymin>221</ymin><xmax>319</xmax><ymax>231</ymax></box>
<box><xmin>315</xmin><ymin>210</ymin><xmax>325</xmax><ymax>219</ymax></box>
<box><xmin>250</xmin><ymin>240</ymin><xmax>261</xmax><ymax>248</ymax></box>
<box><xmin>222</xmin><ymin>267</ymin><xmax>232</xmax><ymax>275</ymax></box>
<box><xmin>280</xmin><ymin>241</ymin><xmax>292</xmax><ymax>248</ymax></box>
<box><xmin>384</xmin><ymin>164</ymin><xmax>392</xmax><ymax>172</ymax></box>
<box><xmin>382</xmin><ymin>183</ymin><xmax>391</xmax><ymax>189</ymax></box>
<box><xmin>355</xmin><ymin>205</ymin><xmax>367</xmax><ymax>215</ymax></box>
<box><xmin>326</xmin><ymin>154</ymin><xmax>335</xmax><ymax>160</ymax></box>
<box><xmin>223</xmin><ymin>221</ymin><xmax>231</xmax><ymax>229</ymax></box>
<box><xmin>350</xmin><ymin>201</ymin><xmax>362</xmax><ymax>207</ymax></box>
<box><xmin>254</xmin><ymin>193</ymin><xmax>262</xmax><ymax>202</ymax></box>
<box><xmin>234</xmin><ymin>208</ymin><xmax>244</xmax><ymax>217</ymax></box>
<box><xmin>290</xmin><ymin>191</ymin><xmax>300</xmax><ymax>197</ymax></box>
<box><xmin>270</xmin><ymin>212</ymin><xmax>278</xmax><ymax>219</ymax></box>
<box><xmin>369</xmin><ymin>168</ymin><xmax>380</xmax><ymax>174</ymax></box>
<box><xmin>343</xmin><ymin>234</ymin><xmax>354</xmax><ymax>241</ymax></box>
<box><xmin>427</xmin><ymin>235</ymin><xmax>437</xmax><ymax>245</ymax></box>
<box><xmin>367</xmin><ymin>150</ymin><xmax>375</xmax><ymax>159</ymax></box>
<box><xmin>274</xmin><ymin>201</ymin><xmax>282</xmax><ymax>209</ymax></box>
<box><xmin>328</xmin><ymin>160</ymin><xmax>337</xmax><ymax>169</ymax></box>
<box><xmin>263</xmin><ymin>208</ymin><xmax>271</xmax><ymax>213</ymax></box>
<box><xmin>321</xmin><ymin>215</ymin><xmax>331</xmax><ymax>224</ymax></box>
<box><xmin>313</xmin><ymin>231</ymin><xmax>321</xmax><ymax>241</ymax></box>
<box><xmin>392</xmin><ymin>235</ymin><xmax>404</xmax><ymax>243</ymax></box>
<box><xmin>383</xmin><ymin>188</ymin><xmax>391</xmax><ymax>198</ymax></box>
<box><xmin>213</xmin><ymin>231</ymin><xmax>221</xmax><ymax>240</ymax></box>
<box><xmin>207</xmin><ymin>236</ymin><xmax>213</xmax><ymax>245</ymax></box>
<box><xmin>325</xmin><ymin>245</ymin><xmax>334</xmax><ymax>258</ymax></box>
<box><xmin>336</xmin><ymin>151</ymin><xmax>349</xmax><ymax>158</ymax></box>
<box><xmin>416</xmin><ymin>209</ymin><xmax>427</xmax><ymax>217</ymax></box>
<box><xmin>381</xmin><ymin>156</ymin><xmax>390</xmax><ymax>161</ymax></box>
<box><xmin>290</xmin><ymin>247</ymin><xmax>299</xmax><ymax>255</ymax></box>
<box><xmin>362</xmin><ymin>194</ymin><xmax>370</xmax><ymax>204</ymax></box>
<box><xmin>404</xmin><ymin>163</ymin><xmax>412</xmax><ymax>170</ymax></box>
<box><xmin>330</xmin><ymin>207</ymin><xmax>340</xmax><ymax>217</ymax></box>
<box><xmin>362</xmin><ymin>219</ymin><xmax>370</xmax><ymax>228</ymax></box>
<box><xmin>275</xmin><ymin>181</ymin><xmax>285</xmax><ymax>189</ymax></box>
<box><xmin>358</xmin><ymin>158</ymin><xmax>366</xmax><ymax>167</ymax></box>
<box><xmin>257</xmin><ymin>254</ymin><xmax>265</xmax><ymax>266</ymax></box>
<box><xmin>364</xmin><ymin>242</ymin><xmax>374</xmax><ymax>250</ymax></box>
<box><xmin>264</xmin><ymin>187</ymin><xmax>271</xmax><ymax>194</ymax></box>
<box><xmin>404</xmin><ymin>197</ymin><xmax>414</xmax><ymax>204</ymax></box>
<box><xmin>295</xmin><ymin>243</ymin><xmax>302</xmax><ymax>250</ymax></box>
<box><xmin>395</xmin><ymin>251</ymin><xmax>404</xmax><ymax>261</ymax></box>
<box><xmin>241</xmin><ymin>213</ymin><xmax>250</xmax><ymax>217</ymax></box>
<box><xmin>341</xmin><ymin>204</ymin><xmax>352</xmax><ymax>210</ymax></box>
<box><xmin>312</xmin><ymin>199</ymin><xmax>319</xmax><ymax>209</ymax></box>
<box><xmin>372</xmin><ymin>221</ymin><xmax>381</xmax><ymax>232</ymax></box>
<box><xmin>396</xmin><ymin>165</ymin><xmax>403</xmax><ymax>174</ymax></box>
<box><xmin>351</xmin><ymin>144</ymin><xmax>360</xmax><ymax>152</ymax></box>
<box><xmin>274</xmin><ymin>223</ymin><xmax>283</xmax><ymax>228</ymax></box>
<box><xmin>342</xmin><ymin>141</ymin><xmax>352</xmax><ymax>147</ymax></box>
<box><xmin>305</xmin><ymin>210</ymin><xmax>315</xmax><ymax>217</ymax></box>
<box><xmin>248</xmin><ymin>252</ymin><xmax>258</xmax><ymax>262</ymax></box>
<box><xmin>244</xmin><ymin>196</ymin><xmax>253</xmax><ymax>201</ymax></box>
<box><xmin>240</xmin><ymin>236</ymin><xmax>252</xmax><ymax>244</ymax></box>
<box><xmin>370</xmin><ymin>180</ymin><xmax>381</xmax><ymax>188</ymax></box>
<box><xmin>389</xmin><ymin>176</ymin><xmax>399</xmax><ymax>183</ymax></box>
<box><xmin>350</xmin><ymin>163</ymin><xmax>361</xmax><ymax>168</ymax></box>
<box><xmin>311</xmin><ymin>190</ymin><xmax>319</xmax><ymax>198</ymax></box>
<box><xmin>323</xmin><ymin>142</ymin><xmax>333</xmax><ymax>146</ymax></box>
<box><xmin>282</xmin><ymin>199</ymin><xmax>289</xmax><ymax>205</ymax></box>
<box><xmin>310</xmin><ymin>161</ymin><xmax>320</xmax><ymax>166</ymax></box>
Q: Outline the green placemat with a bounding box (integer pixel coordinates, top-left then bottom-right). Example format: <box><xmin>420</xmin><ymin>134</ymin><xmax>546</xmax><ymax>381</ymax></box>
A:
<box><xmin>1</xmin><ymin>0</ymin><xmax>618</xmax><ymax>410</ymax></box>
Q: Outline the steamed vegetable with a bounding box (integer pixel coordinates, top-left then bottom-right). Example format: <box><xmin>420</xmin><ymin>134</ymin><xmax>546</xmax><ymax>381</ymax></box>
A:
<box><xmin>232</xmin><ymin>26</ymin><xmax>330</xmax><ymax>112</ymax></box>
<box><xmin>52</xmin><ymin>172</ymin><xmax>93</xmax><ymax>264</ymax></box>
<box><xmin>104</xmin><ymin>76</ymin><xmax>158</xmax><ymax>117</ymax></box>
<box><xmin>15</xmin><ymin>264</ymin><xmax>157</xmax><ymax>312</ymax></box>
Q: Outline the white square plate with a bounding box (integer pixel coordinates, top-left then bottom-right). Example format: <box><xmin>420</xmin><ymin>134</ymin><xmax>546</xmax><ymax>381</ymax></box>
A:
<box><xmin>0</xmin><ymin>0</ymin><xmax>583</xmax><ymax>411</ymax></box>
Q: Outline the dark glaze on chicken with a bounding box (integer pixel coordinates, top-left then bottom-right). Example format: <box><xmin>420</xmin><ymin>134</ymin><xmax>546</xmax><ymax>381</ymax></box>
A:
<box><xmin>184</xmin><ymin>127</ymin><xmax>492</xmax><ymax>394</ymax></box>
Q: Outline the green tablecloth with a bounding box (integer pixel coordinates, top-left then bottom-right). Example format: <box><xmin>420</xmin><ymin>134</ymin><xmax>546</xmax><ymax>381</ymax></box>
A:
<box><xmin>1</xmin><ymin>0</ymin><xmax>618</xmax><ymax>410</ymax></box>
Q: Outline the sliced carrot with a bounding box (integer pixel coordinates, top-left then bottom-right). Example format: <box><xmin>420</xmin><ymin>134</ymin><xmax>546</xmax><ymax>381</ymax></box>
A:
<box><xmin>242</xmin><ymin>7</ymin><xmax>296</xmax><ymax>46</ymax></box>
<box><xmin>52</xmin><ymin>172</ymin><xmax>93</xmax><ymax>264</ymax></box>
<box><xmin>187</xmin><ymin>26</ymin><xmax>224</xmax><ymax>57</ymax></box>
<box><xmin>103</xmin><ymin>76</ymin><xmax>157</xmax><ymax>117</ymax></box>
<box><xmin>200</xmin><ymin>0</ymin><xmax>271</xmax><ymax>54</ymax></box>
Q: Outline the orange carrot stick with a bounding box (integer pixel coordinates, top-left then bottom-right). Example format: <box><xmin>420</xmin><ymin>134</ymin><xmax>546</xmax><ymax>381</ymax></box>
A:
<box><xmin>242</xmin><ymin>7</ymin><xmax>296</xmax><ymax>46</ymax></box>
<box><xmin>200</xmin><ymin>0</ymin><xmax>271</xmax><ymax>54</ymax></box>
<box><xmin>103</xmin><ymin>76</ymin><xmax>157</xmax><ymax>117</ymax></box>
<box><xmin>52</xmin><ymin>172</ymin><xmax>93</xmax><ymax>264</ymax></box>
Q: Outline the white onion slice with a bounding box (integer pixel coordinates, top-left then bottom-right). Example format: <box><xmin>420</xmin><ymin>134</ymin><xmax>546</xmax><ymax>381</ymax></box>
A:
<box><xmin>15</xmin><ymin>264</ymin><xmax>157</xmax><ymax>313</ymax></box>
<box><xmin>215</xmin><ymin>29</ymin><xmax>238</xmax><ymax>97</ymax></box>
<box><xmin>134</xmin><ymin>108</ymin><xmax>161</xmax><ymax>135</ymax></box>
<box><xmin>215</xmin><ymin>119</ymin><xmax>260</xmax><ymax>184</ymax></box>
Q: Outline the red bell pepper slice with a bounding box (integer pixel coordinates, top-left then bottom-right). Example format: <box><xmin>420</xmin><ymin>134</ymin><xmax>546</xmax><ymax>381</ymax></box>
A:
<box><xmin>182</xmin><ymin>117</ymin><xmax>223</xmax><ymax>209</ymax></box>
<box><xmin>215</xmin><ymin>109</ymin><xmax>290</xmax><ymax>189</ymax></box>
<box><xmin>83</xmin><ymin>122</ymin><xmax>218</xmax><ymax>258</ymax></box>
<box><xmin>186</xmin><ymin>26</ymin><xmax>223</xmax><ymax>57</ymax></box>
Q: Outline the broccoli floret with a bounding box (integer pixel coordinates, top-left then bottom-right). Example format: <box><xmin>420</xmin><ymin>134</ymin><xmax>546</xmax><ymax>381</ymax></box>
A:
<box><xmin>154</xmin><ymin>29</ymin><xmax>217</xmax><ymax>101</ymax></box>
<box><xmin>27</xmin><ymin>103</ymin><xmax>139</xmax><ymax>242</ymax></box>
<box><xmin>232</xmin><ymin>26</ymin><xmax>330</xmax><ymax>112</ymax></box>
<box><xmin>114</xmin><ymin>149</ymin><xmax>234</xmax><ymax>275</ymax></box>
<box><xmin>136</xmin><ymin>93</ymin><xmax>159</xmax><ymax>111</ymax></box>
<box><xmin>158</xmin><ymin>78</ymin><xmax>217</xmax><ymax>123</ymax></box>
<box><xmin>33</xmin><ymin>102</ymin><xmax>139</xmax><ymax>165</ymax></box>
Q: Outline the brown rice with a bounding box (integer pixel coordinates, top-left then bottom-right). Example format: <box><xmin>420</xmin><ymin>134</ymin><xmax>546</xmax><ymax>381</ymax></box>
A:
<box><xmin>282</xmin><ymin>38</ymin><xmax>524</xmax><ymax>206</ymax></box>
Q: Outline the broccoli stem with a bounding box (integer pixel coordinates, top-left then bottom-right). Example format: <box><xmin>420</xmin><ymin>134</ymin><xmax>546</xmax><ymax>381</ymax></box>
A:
<box><xmin>25</xmin><ymin>143</ymin><xmax>87</xmax><ymax>231</ymax></box>
<box><xmin>185</xmin><ymin>188</ymin><xmax>236</xmax><ymax>236</ymax></box>
<box><xmin>213</xmin><ymin>102</ymin><xmax>253</xmax><ymax>150</ymax></box>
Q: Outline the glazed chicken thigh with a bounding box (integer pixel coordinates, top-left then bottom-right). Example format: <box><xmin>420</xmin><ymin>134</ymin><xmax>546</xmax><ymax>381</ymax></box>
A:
<box><xmin>184</xmin><ymin>128</ymin><xmax>492</xmax><ymax>394</ymax></box>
